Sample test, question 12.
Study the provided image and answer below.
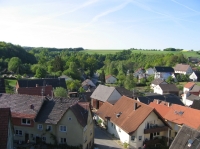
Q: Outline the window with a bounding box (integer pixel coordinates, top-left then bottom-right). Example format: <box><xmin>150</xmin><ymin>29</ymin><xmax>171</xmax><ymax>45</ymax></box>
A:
<box><xmin>157</xmin><ymin>132</ymin><xmax>160</xmax><ymax>136</ymax></box>
<box><xmin>60</xmin><ymin>125</ymin><xmax>67</xmax><ymax>132</ymax></box>
<box><xmin>90</xmin><ymin>129</ymin><xmax>92</xmax><ymax>135</ymax></box>
<box><xmin>38</xmin><ymin>124</ymin><xmax>43</xmax><ymax>130</ymax></box>
<box><xmin>15</xmin><ymin>130</ymin><xmax>22</xmax><ymax>136</ymax></box>
<box><xmin>60</xmin><ymin>138</ymin><xmax>66</xmax><ymax>144</ymax></box>
<box><xmin>68</xmin><ymin>117</ymin><xmax>72</xmax><ymax>121</ymax></box>
<box><xmin>139</xmin><ymin>136</ymin><xmax>142</xmax><ymax>141</ymax></box>
<box><xmin>46</xmin><ymin>125</ymin><xmax>52</xmax><ymax>131</ymax></box>
<box><xmin>131</xmin><ymin>136</ymin><xmax>135</xmax><ymax>141</ymax></box>
<box><xmin>21</xmin><ymin>118</ymin><xmax>31</xmax><ymax>125</ymax></box>
<box><xmin>84</xmin><ymin>135</ymin><xmax>87</xmax><ymax>143</ymax></box>
<box><xmin>111</xmin><ymin>123</ymin><xmax>113</xmax><ymax>127</ymax></box>
<box><xmin>42</xmin><ymin>137</ymin><xmax>46</xmax><ymax>142</ymax></box>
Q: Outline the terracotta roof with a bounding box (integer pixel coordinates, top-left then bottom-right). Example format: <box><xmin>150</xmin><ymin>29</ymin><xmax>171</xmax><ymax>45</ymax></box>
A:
<box><xmin>97</xmin><ymin>96</ymin><xmax>155</xmax><ymax>134</ymax></box>
<box><xmin>184</xmin><ymin>82</ymin><xmax>195</xmax><ymax>89</ymax></box>
<box><xmin>0</xmin><ymin>94</ymin><xmax>44</xmax><ymax>119</ymax></box>
<box><xmin>0</xmin><ymin>108</ymin><xmax>11</xmax><ymax>149</ymax></box>
<box><xmin>105</xmin><ymin>75</ymin><xmax>112</xmax><ymax>80</ymax></box>
<box><xmin>159</xmin><ymin>84</ymin><xmax>179</xmax><ymax>92</ymax></box>
<box><xmin>174</xmin><ymin>64</ymin><xmax>191</xmax><ymax>72</ymax></box>
<box><xmin>17</xmin><ymin>85</ymin><xmax>53</xmax><ymax>96</ymax></box>
<box><xmin>150</xmin><ymin>103</ymin><xmax>200</xmax><ymax>129</ymax></box>
<box><xmin>169</xmin><ymin>125</ymin><xmax>200</xmax><ymax>149</ymax></box>
<box><xmin>149</xmin><ymin>102</ymin><xmax>170</xmax><ymax>117</ymax></box>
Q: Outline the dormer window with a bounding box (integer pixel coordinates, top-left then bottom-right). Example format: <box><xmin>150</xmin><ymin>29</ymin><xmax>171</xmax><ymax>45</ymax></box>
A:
<box><xmin>21</xmin><ymin>118</ymin><xmax>31</xmax><ymax>125</ymax></box>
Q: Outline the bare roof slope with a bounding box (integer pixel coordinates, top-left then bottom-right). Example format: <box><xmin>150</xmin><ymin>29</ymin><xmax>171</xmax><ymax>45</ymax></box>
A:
<box><xmin>159</xmin><ymin>84</ymin><xmax>179</xmax><ymax>92</ymax></box>
<box><xmin>169</xmin><ymin>125</ymin><xmax>200</xmax><ymax>149</ymax></box>
<box><xmin>0</xmin><ymin>108</ymin><xmax>11</xmax><ymax>149</ymax></box>
<box><xmin>0</xmin><ymin>94</ymin><xmax>44</xmax><ymax>119</ymax></box>
<box><xmin>174</xmin><ymin>64</ymin><xmax>190</xmax><ymax>72</ymax></box>
<box><xmin>90</xmin><ymin>84</ymin><xmax>115</xmax><ymax>102</ymax></box>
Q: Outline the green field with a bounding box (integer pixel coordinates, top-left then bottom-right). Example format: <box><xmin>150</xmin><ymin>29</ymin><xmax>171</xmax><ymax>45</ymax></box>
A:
<box><xmin>82</xmin><ymin>49</ymin><xmax>200</xmax><ymax>58</ymax></box>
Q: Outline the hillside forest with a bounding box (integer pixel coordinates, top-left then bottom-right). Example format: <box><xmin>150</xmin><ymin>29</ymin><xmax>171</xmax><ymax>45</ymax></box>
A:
<box><xmin>0</xmin><ymin>41</ymin><xmax>199</xmax><ymax>92</ymax></box>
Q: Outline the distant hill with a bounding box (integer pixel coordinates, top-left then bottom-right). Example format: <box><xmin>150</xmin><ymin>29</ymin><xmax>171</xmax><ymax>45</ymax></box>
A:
<box><xmin>0</xmin><ymin>42</ymin><xmax>37</xmax><ymax>64</ymax></box>
<box><xmin>23</xmin><ymin>46</ymin><xmax>84</xmax><ymax>52</ymax></box>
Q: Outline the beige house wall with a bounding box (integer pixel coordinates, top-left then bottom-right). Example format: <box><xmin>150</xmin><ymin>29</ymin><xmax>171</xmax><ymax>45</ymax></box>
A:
<box><xmin>14</xmin><ymin>108</ymin><xmax>94</xmax><ymax>149</ymax></box>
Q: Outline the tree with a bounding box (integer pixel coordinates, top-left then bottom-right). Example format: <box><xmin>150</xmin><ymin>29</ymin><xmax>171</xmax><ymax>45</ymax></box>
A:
<box><xmin>66</xmin><ymin>80</ymin><xmax>81</xmax><ymax>91</ymax></box>
<box><xmin>166</xmin><ymin>76</ymin><xmax>174</xmax><ymax>84</ymax></box>
<box><xmin>54</xmin><ymin>87</ymin><xmax>67</xmax><ymax>97</ymax></box>
<box><xmin>124</xmin><ymin>74</ymin><xmax>136</xmax><ymax>90</ymax></box>
<box><xmin>35</xmin><ymin>67</ymin><xmax>46</xmax><ymax>78</ymax></box>
<box><xmin>99</xmin><ymin>69</ymin><xmax>105</xmax><ymax>84</ymax></box>
<box><xmin>8</xmin><ymin>57</ymin><xmax>22</xmax><ymax>74</ymax></box>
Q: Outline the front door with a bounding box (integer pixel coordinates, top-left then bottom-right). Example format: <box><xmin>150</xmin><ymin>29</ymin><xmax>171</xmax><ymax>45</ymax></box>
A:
<box><xmin>25</xmin><ymin>133</ymin><xmax>29</xmax><ymax>143</ymax></box>
<box><xmin>150</xmin><ymin>133</ymin><xmax>153</xmax><ymax>140</ymax></box>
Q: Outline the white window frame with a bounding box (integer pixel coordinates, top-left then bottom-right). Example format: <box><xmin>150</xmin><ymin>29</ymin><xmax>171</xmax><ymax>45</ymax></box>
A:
<box><xmin>42</xmin><ymin>137</ymin><xmax>46</xmax><ymax>142</ymax></box>
<box><xmin>21</xmin><ymin>118</ymin><xmax>31</xmax><ymax>125</ymax></box>
<box><xmin>59</xmin><ymin>125</ymin><xmax>67</xmax><ymax>132</ymax></box>
<box><xmin>15</xmin><ymin>130</ymin><xmax>23</xmax><ymax>136</ymax></box>
<box><xmin>38</xmin><ymin>124</ymin><xmax>43</xmax><ymax>130</ymax></box>
<box><xmin>60</xmin><ymin>138</ymin><xmax>66</xmax><ymax>144</ymax></box>
<box><xmin>46</xmin><ymin>125</ymin><xmax>52</xmax><ymax>131</ymax></box>
<box><xmin>131</xmin><ymin>136</ymin><xmax>135</xmax><ymax>141</ymax></box>
<box><xmin>139</xmin><ymin>136</ymin><xmax>142</xmax><ymax>141</ymax></box>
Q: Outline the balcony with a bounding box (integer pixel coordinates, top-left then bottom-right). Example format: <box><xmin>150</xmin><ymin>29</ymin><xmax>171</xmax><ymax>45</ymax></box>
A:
<box><xmin>144</xmin><ymin>125</ymin><xmax>168</xmax><ymax>134</ymax></box>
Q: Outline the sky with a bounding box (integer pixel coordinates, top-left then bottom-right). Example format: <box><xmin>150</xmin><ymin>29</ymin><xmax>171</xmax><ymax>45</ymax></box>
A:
<box><xmin>0</xmin><ymin>0</ymin><xmax>200</xmax><ymax>50</ymax></box>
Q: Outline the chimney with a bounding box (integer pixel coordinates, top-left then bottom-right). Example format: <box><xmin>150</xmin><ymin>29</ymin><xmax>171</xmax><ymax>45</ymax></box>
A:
<box><xmin>156</xmin><ymin>99</ymin><xmax>159</xmax><ymax>104</ymax></box>
<box><xmin>36</xmin><ymin>84</ymin><xmax>39</xmax><ymax>87</ymax></box>
<box><xmin>167</xmin><ymin>102</ymin><xmax>170</xmax><ymax>107</ymax></box>
<box><xmin>134</xmin><ymin>102</ymin><xmax>137</xmax><ymax>111</ymax></box>
<box><xmin>30</xmin><ymin>104</ymin><xmax>34</xmax><ymax>110</ymax></box>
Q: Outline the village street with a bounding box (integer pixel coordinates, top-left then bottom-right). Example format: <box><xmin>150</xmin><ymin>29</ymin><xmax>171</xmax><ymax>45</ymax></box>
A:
<box><xmin>94</xmin><ymin>125</ymin><xmax>123</xmax><ymax>149</ymax></box>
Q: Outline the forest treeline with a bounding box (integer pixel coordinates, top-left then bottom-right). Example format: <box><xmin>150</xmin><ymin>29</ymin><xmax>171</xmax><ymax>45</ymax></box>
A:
<box><xmin>0</xmin><ymin>42</ymin><xmax>192</xmax><ymax>91</ymax></box>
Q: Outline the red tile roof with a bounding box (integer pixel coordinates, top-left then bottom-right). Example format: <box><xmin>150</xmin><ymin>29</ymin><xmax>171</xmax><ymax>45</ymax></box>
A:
<box><xmin>0</xmin><ymin>108</ymin><xmax>11</xmax><ymax>149</ymax></box>
<box><xmin>184</xmin><ymin>82</ymin><xmax>195</xmax><ymax>89</ymax></box>
<box><xmin>97</xmin><ymin>96</ymin><xmax>154</xmax><ymax>134</ymax></box>
<box><xmin>150</xmin><ymin>102</ymin><xmax>200</xmax><ymax>129</ymax></box>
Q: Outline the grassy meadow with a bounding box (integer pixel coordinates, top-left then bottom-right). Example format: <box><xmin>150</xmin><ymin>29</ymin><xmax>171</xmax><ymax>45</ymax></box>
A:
<box><xmin>83</xmin><ymin>49</ymin><xmax>200</xmax><ymax>58</ymax></box>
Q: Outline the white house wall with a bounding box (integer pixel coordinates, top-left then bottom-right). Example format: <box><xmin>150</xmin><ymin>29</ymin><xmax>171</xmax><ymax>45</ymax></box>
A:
<box><xmin>106</xmin><ymin>77</ymin><xmax>117</xmax><ymax>84</ymax></box>
<box><xmin>189</xmin><ymin>72</ymin><xmax>197</xmax><ymax>81</ymax></box>
<box><xmin>106</xmin><ymin>111</ymin><xmax>168</xmax><ymax>149</ymax></box>
<box><xmin>154</xmin><ymin>86</ymin><xmax>163</xmax><ymax>95</ymax></box>
<box><xmin>107</xmin><ymin>89</ymin><xmax>122</xmax><ymax>104</ymax></box>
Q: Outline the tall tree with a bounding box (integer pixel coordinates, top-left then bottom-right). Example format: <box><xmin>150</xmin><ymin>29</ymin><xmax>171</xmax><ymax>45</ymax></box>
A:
<box><xmin>54</xmin><ymin>87</ymin><xmax>67</xmax><ymax>97</ymax></box>
<box><xmin>8</xmin><ymin>57</ymin><xmax>22</xmax><ymax>74</ymax></box>
<box><xmin>99</xmin><ymin>69</ymin><xmax>105</xmax><ymax>84</ymax></box>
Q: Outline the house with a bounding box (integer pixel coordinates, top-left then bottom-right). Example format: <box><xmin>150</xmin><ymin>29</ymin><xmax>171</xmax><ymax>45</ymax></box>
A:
<box><xmin>137</xmin><ymin>94</ymin><xmax>184</xmax><ymax>106</ymax></box>
<box><xmin>189</xmin><ymin>71</ymin><xmax>200</xmax><ymax>82</ymax></box>
<box><xmin>133</xmin><ymin>68</ymin><xmax>146</xmax><ymax>77</ymax></box>
<box><xmin>0</xmin><ymin>94</ymin><xmax>94</xmax><ymax>149</ymax></box>
<box><xmin>173</xmin><ymin>64</ymin><xmax>193</xmax><ymax>75</ymax></box>
<box><xmin>182</xmin><ymin>82</ymin><xmax>200</xmax><ymax>106</ymax></box>
<box><xmin>169</xmin><ymin>125</ymin><xmax>200</xmax><ymax>149</ymax></box>
<box><xmin>105</xmin><ymin>75</ymin><xmax>117</xmax><ymax>84</ymax></box>
<box><xmin>149</xmin><ymin>102</ymin><xmax>200</xmax><ymax>139</ymax></box>
<box><xmin>17</xmin><ymin>85</ymin><xmax>53</xmax><ymax>96</ymax></box>
<box><xmin>82</xmin><ymin>79</ymin><xmax>96</xmax><ymax>91</ymax></box>
<box><xmin>115</xmin><ymin>86</ymin><xmax>133</xmax><ymax>98</ymax></box>
<box><xmin>154</xmin><ymin>66</ymin><xmax>174</xmax><ymax>80</ymax></box>
<box><xmin>16</xmin><ymin>78</ymin><xmax>67</xmax><ymax>92</ymax></box>
<box><xmin>188</xmin><ymin>57</ymin><xmax>200</xmax><ymax>64</ymax></box>
<box><xmin>0</xmin><ymin>108</ymin><xmax>14</xmax><ymax>149</ymax></box>
<box><xmin>96</xmin><ymin>95</ymin><xmax>171</xmax><ymax>149</ymax></box>
<box><xmin>146</xmin><ymin>68</ymin><xmax>155</xmax><ymax>76</ymax></box>
<box><xmin>191</xmin><ymin>100</ymin><xmax>200</xmax><ymax>110</ymax></box>
<box><xmin>154</xmin><ymin>84</ymin><xmax>179</xmax><ymax>96</ymax></box>
<box><xmin>0</xmin><ymin>78</ymin><xmax>6</xmax><ymax>93</ymax></box>
<box><xmin>90</xmin><ymin>84</ymin><xmax>121</xmax><ymax>109</ymax></box>
<box><xmin>150</xmin><ymin>78</ymin><xmax>167</xmax><ymax>89</ymax></box>
<box><xmin>59</xmin><ymin>75</ymin><xmax>72</xmax><ymax>81</ymax></box>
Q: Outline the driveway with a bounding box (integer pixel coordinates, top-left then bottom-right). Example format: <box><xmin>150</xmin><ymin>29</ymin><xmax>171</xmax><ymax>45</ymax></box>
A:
<box><xmin>94</xmin><ymin>126</ymin><xmax>123</xmax><ymax>149</ymax></box>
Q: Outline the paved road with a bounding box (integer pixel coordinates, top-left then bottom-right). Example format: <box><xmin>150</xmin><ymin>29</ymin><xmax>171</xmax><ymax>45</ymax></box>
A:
<box><xmin>94</xmin><ymin>126</ymin><xmax>123</xmax><ymax>149</ymax></box>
